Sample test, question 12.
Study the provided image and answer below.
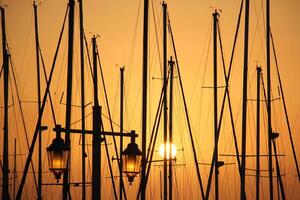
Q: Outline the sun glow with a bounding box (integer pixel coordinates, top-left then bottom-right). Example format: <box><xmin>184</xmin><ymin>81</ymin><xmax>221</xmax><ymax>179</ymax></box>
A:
<box><xmin>159</xmin><ymin>143</ymin><xmax>177</xmax><ymax>159</ymax></box>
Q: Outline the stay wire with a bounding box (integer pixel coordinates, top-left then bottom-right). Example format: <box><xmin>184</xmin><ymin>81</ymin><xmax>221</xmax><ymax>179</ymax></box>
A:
<box><xmin>270</xmin><ymin>30</ymin><xmax>300</xmax><ymax>182</ymax></box>
<box><xmin>167</xmin><ymin>13</ymin><xmax>205</xmax><ymax>199</ymax></box>
<box><xmin>205</xmin><ymin>0</ymin><xmax>245</xmax><ymax>196</ymax></box>
<box><xmin>39</xmin><ymin>45</ymin><xmax>57</xmax><ymax>126</ymax></box>
<box><xmin>8</xmin><ymin>52</ymin><xmax>39</xmax><ymax>194</ymax></box>
<box><xmin>97</xmin><ymin>44</ymin><xmax>127</xmax><ymax>200</ymax></box>
<box><xmin>16</xmin><ymin>5</ymin><xmax>69</xmax><ymax>199</ymax></box>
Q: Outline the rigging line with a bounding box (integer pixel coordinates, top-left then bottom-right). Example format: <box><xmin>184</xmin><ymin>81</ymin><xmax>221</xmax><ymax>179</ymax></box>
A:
<box><xmin>16</xmin><ymin>5</ymin><xmax>69</xmax><ymax>199</ymax></box>
<box><xmin>249</xmin><ymin>0</ymin><xmax>263</xmax><ymax>61</ymax></box>
<box><xmin>111</xmin><ymin>75</ymin><xmax>120</xmax><ymax>132</ymax></box>
<box><xmin>193</xmin><ymin>20</ymin><xmax>212</xmax><ymax>163</ymax></box>
<box><xmin>8</xmin><ymin>54</ymin><xmax>39</xmax><ymax>194</ymax></box>
<box><xmin>126</xmin><ymin>0</ymin><xmax>142</xmax><ymax>104</ymax></box>
<box><xmin>9</xmin><ymin>79</ymin><xmax>23</xmax><ymax>199</ymax></box>
<box><xmin>219</xmin><ymin>16</ymin><xmax>241</xmax><ymax>186</ymax></box>
<box><xmin>70</xmin><ymin>110</ymin><xmax>130</xmax><ymax>133</ymax></box>
<box><xmin>0</xmin><ymin>64</ymin><xmax>3</xmax><ymax>77</ymax></box>
<box><xmin>167</xmin><ymin>14</ymin><xmax>205</xmax><ymax>200</ymax></box>
<box><xmin>83</xmin><ymin>33</ymin><xmax>94</xmax><ymax>80</ymax></box>
<box><xmin>207</xmin><ymin>18</ymin><xmax>244</xmax><ymax>200</ymax></box>
<box><xmin>188</xmin><ymin>14</ymin><xmax>212</xmax><ymax>112</ymax></box>
<box><xmin>270</xmin><ymin>30</ymin><xmax>300</xmax><ymax>182</ymax></box>
<box><xmin>173</xmin><ymin>167</ymin><xmax>180</xmax><ymax>199</ymax></box>
<box><xmin>205</xmin><ymin>0</ymin><xmax>245</xmax><ymax>197</ymax></box>
<box><xmin>227</xmin><ymin>0</ymin><xmax>244</xmax><ymax>82</ymax></box>
<box><xmin>39</xmin><ymin>45</ymin><xmax>57</xmax><ymax>126</ymax></box>
<box><xmin>100</xmin><ymin>117</ymin><xmax>118</xmax><ymax>200</ymax></box>
<box><xmin>261</xmin><ymin>74</ymin><xmax>286</xmax><ymax>199</ymax></box>
<box><xmin>145</xmin><ymin>72</ymin><xmax>168</xmax><ymax>171</ymax></box>
<box><xmin>151</xmin><ymin>0</ymin><xmax>162</xmax><ymax>74</ymax></box>
<box><xmin>147</xmin><ymin>82</ymin><xmax>164</xmax><ymax>160</ymax></box>
<box><xmin>136</xmin><ymin>69</ymin><xmax>167</xmax><ymax>199</ymax></box>
<box><xmin>272</xmin><ymin>140</ymin><xmax>286</xmax><ymax>200</ymax></box>
<box><xmin>96</xmin><ymin>45</ymin><xmax>127</xmax><ymax>200</ymax></box>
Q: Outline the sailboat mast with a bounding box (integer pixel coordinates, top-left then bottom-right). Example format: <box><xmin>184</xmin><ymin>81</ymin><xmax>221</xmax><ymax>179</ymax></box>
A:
<box><xmin>162</xmin><ymin>2</ymin><xmax>168</xmax><ymax>200</ymax></box>
<box><xmin>213</xmin><ymin>10</ymin><xmax>219</xmax><ymax>200</ymax></box>
<box><xmin>241</xmin><ymin>0</ymin><xmax>250</xmax><ymax>199</ymax></box>
<box><xmin>63</xmin><ymin>0</ymin><xmax>75</xmax><ymax>199</ymax></box>
<box><xmin>92</xmin><ymin>36</ymin><xmax>102</xmax><ymax>200</ymax></box>
<box><xmin>120</xmin><ymin>67</ymin><xmax>125</xmax><ymax>200</ymax></box>
<box><xmin>168</xmin><ymin>56</ymin><xmax>174</xmax><ymax>200</ymax></box>
<box><xmin>1</xmin><ymin>6</ymin><xmax>10</xmax><ymax>200</ymax></box>
<box><xmin>256</xmin><ymin>66</ymin><xmax>262</xmax><ymax>200</ymax></box>
<box><xmin>141</xmin><ymin>0</ymin><xmax>149</xmax><ymax>198</ymax></box>
<box><xmin>33</xmin><ymin>2</ymin><xmax>42</xmax><ymax>199</ymax></box>
<box><xmin>266</xmin><ymin>0</ymin><xmax>274</xmax><ymax>198</ymax></box>
<box><xmin>78</xmin><ymin>0</ymin><xmax>86</xmax><ymax>199</ymax></box>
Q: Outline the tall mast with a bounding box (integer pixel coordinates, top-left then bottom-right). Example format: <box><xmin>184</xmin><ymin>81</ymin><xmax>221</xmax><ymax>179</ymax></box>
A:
<box><xmin>141</xmin><ymin>0</ymin><xmax>149</xmax><ymax>198</ymax></box>
<box><xmin>266</xmin><ymin>0</ymin><xmax>274</xmax><ymax>198</ymax></box>
<box><xmin>241</xmin><ymin>0</ymin><xmax>250</xmax><ymax>199</ymax></box>
<box><xmin>1</xmin><ymin>6</ymin><xmax>10</xmax><ymax>200</ymax></box>
<box><xmin>78</xmin><ymin>0</ymin><xmax>86</xmax><ymax>199</ymax></box>
<box><xmin>63</xmin><ymin>0</ymin><xmax>75</xmax><ymax>199</ymax></box>
<box><xmin>162</xmin><ymin>2</ymin><xmax>168</xmax><ymax>200</ymax></box>
<box><xmin>92</xmin><ymin>36</ymin><xmax>102</xmax><ymax>200</ymax></box>
<box><xmin>256</xmin><ymin>66</ymin><xmax>262</xmax><ymax>200</ymax></box>
<box><xmin>168</xmin><ymin>56</ymin><xmax>175</xmax><ymax>200</ymax></box>
<box><xmin>213</xmin><ymin>10</ymin><xmax>219</xmax><ymax>200</ymax></box>
<box><xmin>120</xmin><ymin>67</ymin><xmax>125</xmax><ymax>200</ymax></box>
<box><xmin>33</xmin><ymin>2</ymin><xmax>42</xmax><ymax>199</ymax></box>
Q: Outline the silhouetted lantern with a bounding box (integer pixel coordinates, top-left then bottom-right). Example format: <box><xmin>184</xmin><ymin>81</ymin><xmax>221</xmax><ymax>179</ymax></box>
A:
<box><xmin>46</xmin><ymin>127</ymin><xmax>70</xmax><ymax>182</ymax></box>
<box><xmin>122</xmin><ymin>131</ymin><xmax>142</xmax><ymax>185</ymax></box>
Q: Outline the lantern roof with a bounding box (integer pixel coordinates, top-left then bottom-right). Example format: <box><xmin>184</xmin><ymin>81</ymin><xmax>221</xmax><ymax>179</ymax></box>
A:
<box><xmin>46</xmin><ymin>136</ymin><xmax>69</xmax><ymax>152</ymax></box>
<box><xmin>123</xmin><ymin>141</ymin><xmax>142</xmax><ymax>156</ymax></box>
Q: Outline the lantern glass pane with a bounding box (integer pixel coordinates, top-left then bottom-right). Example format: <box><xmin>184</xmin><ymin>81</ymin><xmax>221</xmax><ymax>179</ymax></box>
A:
<box><xmin>47</xmin><ymin>149</ymin><xmax>69</xmax><ymax>180</ymax></box>
<box><xmin>122</xmin><ymin>154</ymin><xmax>142</xmax><ymax>179</ymax></box>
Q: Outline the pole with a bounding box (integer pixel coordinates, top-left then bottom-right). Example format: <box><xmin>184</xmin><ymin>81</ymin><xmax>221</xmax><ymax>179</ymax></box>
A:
<box><xmin>141</xmin><ymin>0</ymin><xmax>149</xmax><ymax>198</ymax></box>
<box><xmin>92</xmin><ymin>36</ymin><xmax>101</xmax><ymax>200</ymax></box>
<box><xmin>1</xmin><ymin>6</ymin><xmax>10</xmax><ymax>200</ymax></box>
<box><xmin>256</xmin><ymin>66</ymin><xmax>262</xmax><ymax>200</ymax></box>
<box><xmin>63</xmin><ymin>0</ymin><xmax>75</xmax><ymax>199</ymax></box>
<box><xmin>168</xmin><ymin>57</ymin><xmax>174</xmax><ymax>200</ymax></box>
<box><xmin>266</xmin><ymin>0</ymin><xmax>274</xmax><ymax>198</ymax></box>
<box><xmin>241</xmin><ymin>0</ymin><xmax>249</xmax><ymax>199</ymax></box>
<box><xmin>162</xmin><ymin>2</ymin><xmax>168</xmax><ymax>200</ymax></box>
<box><xmin>213</xmin><ymin>10</ymin><xmax>219</xmax><ymax>200</ymax></box>
<box><xmin>33</xmin><ymin>2</ymin><xmax>42</xmax><ymax>199</ymax></box>
<box><xmin>120</xmin><ymin>67</ymin><xmax>125</xmax><ymax>200</ymax></box>
<box><xmin>78</xmin><ymin>0</ymin><xmax>86</xmax><ymax>199</ymax></box>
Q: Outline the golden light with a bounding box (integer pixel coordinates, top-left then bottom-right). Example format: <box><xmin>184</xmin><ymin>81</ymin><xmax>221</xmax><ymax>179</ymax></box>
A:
<box><xmin>46</xmin><ymin>131</ymin><xmax>70</xmax><ymax>183</ymax></box>
<box><xmin>159</xmin><ymin>143</ymin><xmax>177</xmax><ymax>159</ymax></box>
<box><xmin>122</xmin><ymin>133</ymin><xmax>142</xmax><ymax>185</ymax></box>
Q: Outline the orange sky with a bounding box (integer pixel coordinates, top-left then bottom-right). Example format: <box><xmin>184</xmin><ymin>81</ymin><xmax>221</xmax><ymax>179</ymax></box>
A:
<box><xmin>1</xmin><ymin>0</ymin><xmax>300</xmax><ymax>199</ymax></box>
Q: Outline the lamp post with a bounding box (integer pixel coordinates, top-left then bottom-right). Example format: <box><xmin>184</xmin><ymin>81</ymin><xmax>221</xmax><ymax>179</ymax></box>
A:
<box><xmin>47</xmin><ymin>127</ymin><xmax>142</xmax><ymax>192</ymax></box>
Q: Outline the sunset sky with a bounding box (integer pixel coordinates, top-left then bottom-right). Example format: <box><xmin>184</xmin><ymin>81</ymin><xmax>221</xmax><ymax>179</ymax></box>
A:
<box><xmin>1</xmin><ymin>0</ymin><xmax>300</xmax><ymax>199</ymax></box>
